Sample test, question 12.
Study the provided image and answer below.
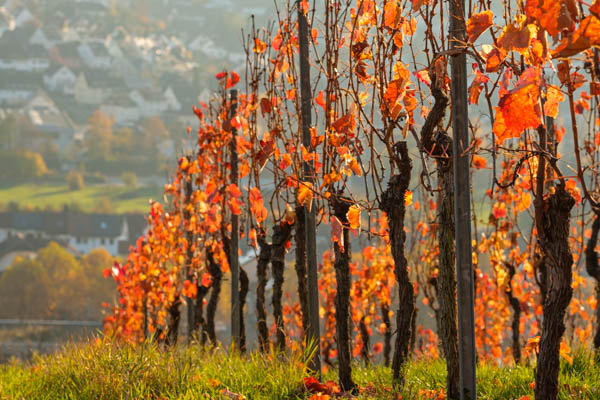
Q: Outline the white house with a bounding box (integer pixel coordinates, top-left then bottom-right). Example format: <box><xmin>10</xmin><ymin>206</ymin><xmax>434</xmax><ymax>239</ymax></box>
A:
<box><xmin>164</xmin><ymin>87</ymin><xmax>181</xmax><ymax>111</ymax></box>
<box><xmin>78</xmin><ymin>42</ymin><xmax>112</xmax><ymax>69</ymax></box>
<box><xmin>188</xmin><ymin>35</ymin><xmax>227</xmax><ymax>59</ymax></box>
<box><xmin>0</xmin><ymin>212</ymin><xmax>147</xmax><ymax>257</ymax></box>
<box><xmin>100</xmin><ymin>94</ymin><xmax>140</xmax><ymax>124</ymax></box>
<box><xmin>0</xmin><ymin>89</ymin><xmax>32</xmax><ymax>105</ymax></box>
<box><xmin>0</xmin><ymin>57</ymin><xmax>49</xmax><ymax>72</ymax></box>
<box><xmin>130</xmin><ymin>89</ymin><xmax>169</xmax><ymax>116</ymax></box>
<box><xmin>43</xmin><ymin>66</ymin><xmax>77</xmax><ymax>94</ymax></box>
<box><xmin>13</xmin><ymin>6</ymin><xmax>34</xmax><ymax>27</ymax></box>
<box><xmin>74</xmin><ymin>72</ymin><xmax>108</xmax><ymax>105</ymax></box>
<box><xmin>29</xmin><ymin>28</ymin><xmax>54</xmax><ymax>50</ymax></box>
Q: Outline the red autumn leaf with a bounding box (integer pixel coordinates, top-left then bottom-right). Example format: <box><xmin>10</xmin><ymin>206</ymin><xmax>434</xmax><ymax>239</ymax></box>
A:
<box><xmin>493</xmin><ymin>202</ymin><xmax>507</xmax><ymax>219</ymax></box>
<box><xmin>227</xmin><ymin>184</ymin><xmax>243</xmax><ymax>215</ymax></box>
<box><xmin>492</xmin><ymin>67</ymin><xmax>543</xmax><ymax>142</ymax></box>
<box><xmin>412</xmin><ymin>0</ymin><xmax>425</xmax><ymax>12</ymax></box>
<box><xmin>255</xmin><ymin>138</ymin><xmax>275</xmax><ymax>171</ymax></box>
<box><xmin>260</xmin><ymin>97</ymin><xmax>272</xmax><ymax>116</ymax></box>
<box><xmin>468</xmin><ymin>66</ymin><xmax>490</xmax><ymax>104</ymax></box>
<box><xmin>226</xmin><ymin>71</ymin><xmax>240</xmax><ymax>89</ymax></box>
<box><xmin>383</xmin><ymin>79</ymin><xmax>409</xmax><ymax>119</ymax></box>
<box><xmin>201</xmin><ymin>273</ymin><xmax>212</xmax><ymax>287</ymax></box>
<box><xmin>484</xmin><ymin>47</ymin><xmax>505</xmax><ymax>72</ymax></box>
<box><xmin>466</xmin><ymin>11</ymin><xmax>494</xmax><ymax>43</ymax></box>
<box><xmin>192</xmin><ymin>105</ymin><xmax>203</xmax><ymax>120</ymax></box>
<box><xmin>303</xmin><ymin>377</ymin><xmax>329</xmax><ymax>394</ymax></box>
<box><xmin>415</xmin><ymin>69</ymin><xmax>431</xmax><ymax>86</ymax></box>
<box><xmin>315</xmin><ymin>91</ymin><xmax>326</xmax><ymax>111</ymax></box>
<box><xmin>373</xmin><ymin>342</ymin><xmax>383</xmax><ymax>354</ymax></box>
<box><xmin>525</xmin><ymin>0</ymin><xmax>578</xmax><ymax>37</ymax></box>
<box><xmin>216</xmin><ymin>71</ymin><xmax>227</xmax><ymax>79</ymax></box>
<box><xmin>227</xmin><ymin>183</ymin><xmax>242</xmax><ymax>199</ymax></box>
<box><xmin>332</xmin><ymin>113</ymin><xmax>355</xmax><ymax>135</ymax></box>
<box><xmin>249</xmin><ymin>187</ymin><xmax>268</xmax><ymax>225</ymax></box>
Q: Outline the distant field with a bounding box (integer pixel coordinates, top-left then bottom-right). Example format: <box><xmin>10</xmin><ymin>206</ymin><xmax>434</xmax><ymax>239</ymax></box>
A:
<box><xmin>0</xmin><ymin>183</ymin><xmax>163</xmax><ymax>214</ymax></box>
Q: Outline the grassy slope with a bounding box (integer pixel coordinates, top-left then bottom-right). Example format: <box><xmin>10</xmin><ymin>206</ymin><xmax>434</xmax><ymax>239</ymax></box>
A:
<box><xmin>1</xmin><ymin>340</ymin><xmax>599</xmax><ymax>399</ymax></box>
<box><xmin>0</xmin><ymin>184</ymin><xmax>162</xmax><ymax>214</ymax></box>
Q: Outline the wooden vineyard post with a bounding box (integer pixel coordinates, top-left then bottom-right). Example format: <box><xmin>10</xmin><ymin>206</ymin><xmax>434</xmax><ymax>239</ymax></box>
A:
<box><xmin>449</xmin><ymin>0</ymin><xmax>477</xmax><ymax>398</ymax></box>
<box><xmin>298</xmin><ymin>0</ymin><xmax>321</xmax><ymax>376</ymax></box>
<box><xmin>229</xmin><ymin>89</ymin><xmax>241</xmax><ymax>349</ymax></box>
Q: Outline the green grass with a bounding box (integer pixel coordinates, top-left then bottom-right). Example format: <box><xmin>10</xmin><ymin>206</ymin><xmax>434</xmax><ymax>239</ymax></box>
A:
<box><xmin>0</xmin><ymin>184</ymin><xmax>162</xmax><ymax>214</ymax></box>
<box><xmin>1</xmin><ymin>340</ymin><xmax>600</xmax><ymax>399</ymax></box>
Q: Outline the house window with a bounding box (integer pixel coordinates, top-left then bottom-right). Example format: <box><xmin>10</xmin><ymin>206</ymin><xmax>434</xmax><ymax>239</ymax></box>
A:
<box><xmin>109</xmin><ymin>239</ymin><xmax>114</xmax><ymax>245</ymax></box>
<box><xmin>101</xmin><ymin>238</ymin><xmax>106</xmax><ymax>245</ymax></box>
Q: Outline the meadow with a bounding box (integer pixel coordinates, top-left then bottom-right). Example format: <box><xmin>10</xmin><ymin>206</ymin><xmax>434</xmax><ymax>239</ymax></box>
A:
<box><xmin>1</xmin><ymin>340</ymin><xmax>599</xmax><ymax>400</ymax></box>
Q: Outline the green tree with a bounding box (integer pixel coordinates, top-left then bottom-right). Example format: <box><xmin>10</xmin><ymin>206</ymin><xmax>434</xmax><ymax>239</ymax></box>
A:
<box><xmin>140</xmin><ymin>116</ymin><xmax>170</xmax><ymax>155</ymax></box>
<box><xmin>0</xmin><ymin>150</ymin><xmax>47</xmax><ymax>180</ymax></box>
<box><xmin>0</xmin><ymin>113</ymin><xmax>17</xmax><ymax>150</ymax></box>
<box><xmin>0</xmin><ymin>257</ymin><xmax>51</xmax><ymax>319</ymax></box>
<box><xmin>66</xmin><ymin>170</ymin><xmax>84</xmax><ymax>191</ymax></box>
<box><xmin>82</xmin><ymin>248</ymin><xmax>116</xmax><ymax>320</ymax></box>
<box><xmin>85</xmin><ymin>111</ymin><xmax>114</xmax><ymax>160</ymax></box>
<box><xmin>121</xmin><ymin>171</ymin><xmax>137</xmax><ymax>187</ymax></box>
<box><xmin>37</xmin><ymin>243</ymin><xmax>87</xmax><ymax>320</ymax></box>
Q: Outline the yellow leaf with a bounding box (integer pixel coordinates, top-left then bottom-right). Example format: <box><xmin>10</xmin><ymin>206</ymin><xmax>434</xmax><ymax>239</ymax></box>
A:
<box><xmin>404</xmin><ymin>190</ymin><xmax>413</xmax><ymax>207</ymax></box>
<box><xmin>298</xmin><ymin>182</ymin><xmax>314</xmax><ymax>211</ymax></box>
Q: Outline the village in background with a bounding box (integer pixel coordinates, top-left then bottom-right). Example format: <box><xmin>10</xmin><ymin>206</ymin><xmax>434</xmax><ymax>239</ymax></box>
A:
<box><xmin>0</xmin><ymin>0</ymin><xmax>273</xmax><ymax>360</ymax></box>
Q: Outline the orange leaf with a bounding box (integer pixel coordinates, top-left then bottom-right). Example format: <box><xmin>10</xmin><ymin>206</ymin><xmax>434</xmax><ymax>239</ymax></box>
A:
<box><xmin>543</xmin><ymin>85</ymin><xmax>564</xmax><ymax>119</ymax></box>
<box><xmin>201</xmin><ymin>273</ymin><xmax>212</xmax><ymax>287</ymax></box>
<box><xmin>298</xmin><ymin>182</ymin><xmax>314</xmax><ymax>211</ymax></box>
<box><xmin>301</xmin><ymin>0</ymin><xmax>309</xmax><ymax>14</ymax></box>
<box><xmin>472</xmin><ymin>154</ymin><xmax>487</xmax><ymax>169</ymax></box>
<box><xmin>518</xmin><ymin>192</ymin><xmax>532</xmax><ymax>211</ymax></box>
<box><xmin>384</xmin><ymin>1</ymin><xmax>400</xmax><ymax>29</ymax></box>
<box><xmin>249</xmin><ymin>187</ymin><xmax>268</xmax><ymax>225</ymax></box>
<box><xmin>492</xmin><ymin>67</ymin><xmax>543</xmax><ymax>142</ymax></box>
<box><xmin>525</xmin><ymin>0</ymin><xmax>577</xmax><ymax>37</ymax></box>
<box><xmin>253</xmin><ymin>38</ymin><xmax>267</xmax><ymax>53</ymax></box>
<box><xmin>249</xmin><ymin>228</ymin><xmax>258</xmax><ymax>249</ymax></box>
<box><xmin>468</xmin><ymin>67</ymin><xmax>490</xmax><ymax>104</ymax></box>
<box><xmin>466</xmin><ymin>11</ymin><xmax>494</xmax><ymax>43</ymax></box>
<box><xmin>315</xmin><ymin>91</ymin><xmax>326</xmax><ymax>111</ymax></box>
<box><xmin>552</xmin><ymin>13</ymin><xmax>600</xmax><ymax>58</ymax></box>
<box><xmin>332</xmin><ymin>113</ymin><xmax>355</xmax><ymax>135</ymax></box>
<box><xmin>182</xmin><ymin>280</ymin><xmax>197</xmax><ymax>298</ymax></box>
<box><xmin>484</xmin><ymin>47</ymin><xmax>505</xmax><ymax>73</ymax></box>
<box><xmin>226</xmin><ymin>71</ymin><xmax>240</xmax><ymax>89</ymax></box>
<box><xmin>560</xmin><ymin>341</ymin><xmax>573</xmax><ymax>365</ymax></box>
<box><xmin>347</xmin><ymin>204</ymin><xmax>361</xmax><ymax>230</ymax></box>
<box><xmin>497</xmin><ymin>20</ymin><xmax>535</xmax><ymax>55</ymax></box>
